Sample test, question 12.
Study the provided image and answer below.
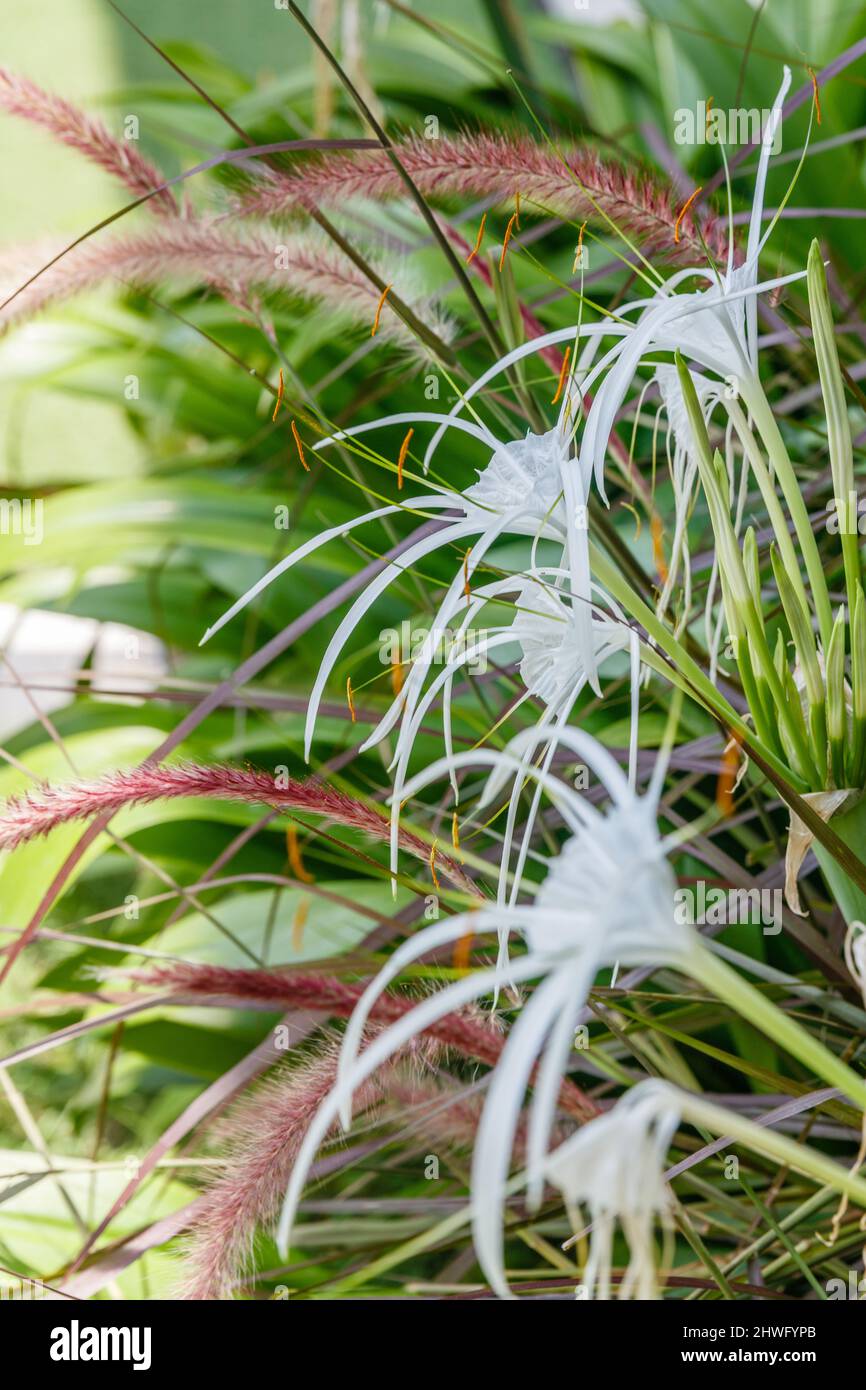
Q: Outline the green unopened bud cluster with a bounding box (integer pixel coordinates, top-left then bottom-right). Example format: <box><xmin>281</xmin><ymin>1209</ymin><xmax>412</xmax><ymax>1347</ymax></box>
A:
<box><xmin>676</xmin><ymin>259</ymin><xmax>865</xmax><ymax>795</ymax></box>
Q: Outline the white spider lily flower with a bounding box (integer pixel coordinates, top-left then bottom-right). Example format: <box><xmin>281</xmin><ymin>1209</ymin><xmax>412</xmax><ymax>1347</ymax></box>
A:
<box><xmin>535</xmin><ymin>1074</ymin><xmax>866</xmax><ymax>1302</ymax></box>
<box><xmin>275</xmin><ymin>728</ymin><xmax>700</xmax><ymax>1268</ymax></box>
<box><xmin>198</xmin><ymin>411</ymin><xmax>603</xmax><ymax>753</ymax></box>
<box><xmin>200</xmin><ymin>324</ymin><xmax>616</xmax><ymax>702</ymax></box>
<box><xmin>200</xmin><ymin>110</ymin><xmax>812</xmax><ymax>735</ymax></box>
<box><xmin>485</xmin><ymin>578</ymin><xmax>641</xmax><ymax>921</ymax></box>
<box><xmin>364</xmin><ymin>569</ymin><xmax>641</xmax><ymax>893</ymax></box>
<box><xmin>534</xmin><ymin>1079</ymin><xmax>681</xmax><ymax>1300</ymax></box>
<box><xmin>513</xmin><ymin>1071</ymin><xmax>866</xmax><ymax>1302</ymax></box>
<box><xmin>511</xmin><ymin>574</ymin><xmax>634</xmax><ymax>711</ymax></box>
<box><xmin>274</xmin><ymin>722</ymin><xmax>866</xmax><ymax>1279</ymax></box>
<box><xmin>440</xmin><ymin>69</ymin><xmax>796</xmax><ymax>496</ymax></box>
<box><xmin>417</xmin><ymin>70</ymin><xmax>803</xmax><ymax>626</ymax></box>
<box><xmin>538</xmin><ymin>1073</ymin><xmax>866</xmax><ymax>1302</ymax></box>
<box><xmin>410</xmin><ymin>264</ymin><xmax>805</xmax><ymax>673</ymax></box>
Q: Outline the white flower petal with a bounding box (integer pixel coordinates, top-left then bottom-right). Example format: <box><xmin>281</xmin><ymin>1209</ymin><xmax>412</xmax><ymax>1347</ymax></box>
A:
<box><xmin>303</xmin><ymin>520</ymin><xmax>479</xmax><ymax>760</ymax></box>
<box><xmin>199</xmin><ymin>497</ymin><xmax>448</xmax><ymax>646</ymax></box>
<box><xmin>471</xmin><ymin>967</ymin><xmax>578</xmax><ymax>1298</ymax></box>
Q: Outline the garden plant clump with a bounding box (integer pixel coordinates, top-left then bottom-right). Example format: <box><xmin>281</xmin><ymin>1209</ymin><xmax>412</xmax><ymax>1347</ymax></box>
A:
<box><xmin>1</xmin><ymin>0</ymin><xmax>866</xmax><ymax>1307</ymax></box>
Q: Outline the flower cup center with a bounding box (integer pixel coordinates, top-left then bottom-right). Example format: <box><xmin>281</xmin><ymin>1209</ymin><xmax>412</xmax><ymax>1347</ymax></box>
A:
<box><xmin>466</xmin><ymin>428</ymin><xmax>568</xmax><ymax>523</ymax></box>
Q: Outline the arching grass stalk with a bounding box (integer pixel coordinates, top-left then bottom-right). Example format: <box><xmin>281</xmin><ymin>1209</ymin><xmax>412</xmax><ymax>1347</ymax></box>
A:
<box><xmin>688</xmin><ymin>940</ymin><xmax>866</xmax><ymax>1112</ymax></box>
<box><xmin>678</xmin><ymin>1090</ymin><xmax>866</xmax><ymax>1209</ymax></box>
<box><xmin>536</xmin><ymin>1079</ymin><xmax>866</xmax><ymax>1302</ymax></box>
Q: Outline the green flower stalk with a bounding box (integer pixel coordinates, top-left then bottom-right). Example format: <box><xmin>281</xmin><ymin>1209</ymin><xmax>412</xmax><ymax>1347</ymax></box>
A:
<box><xmin>808</xmin><ymin>239</ymin><xmax>862</xmax><ymax>615</ymax></box>
<box><xmin>852</xmin><ymin>585</ymin><xmax>866</xmax><ymax>788</ymax></box>
<box><xmin>770</xmin><ymin>542</ymin><xmax>827</xmax><ymax>770</ymax></box>
<box><xmin>692</xmin><ymin>945</ymin><xmax>866</xmax><ymax>1112</ymax></box>
<box><xmin>826</xmin><ymin>608</ymin><xmax>848</xmax><ymax>787</ymax></box>
<box><xmin>679</xmin><ymin>1089</ymin><xmax>866</xmax><ymax>1210</ymax></box>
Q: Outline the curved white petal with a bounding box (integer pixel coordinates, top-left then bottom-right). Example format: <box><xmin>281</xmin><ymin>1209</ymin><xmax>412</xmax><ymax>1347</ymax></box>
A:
<box><xmin>387</xmin><ymin>629</ymin><xmax>516</xmax><ymax>879</ymax></box>
<box><xmin>421</xmin><ymin>322</ymin><xmax>628</xmax><ymax>474</ymax></box>
<box><xmin>337</xmin><ymin>913</ymin><xmax>500</xmax><ymax>1119</ymax></box>
<box><xmin>314</xmin><ymin>411</ymin><xmax>500</xmax><ymax>454</ymax></box>
<box><xmin>396</xmin><ymin>745</ymin><xmax>591</xmax><ymax>840</ymax></box>
<box><xmin>360</xmin><ymin>579</ymin><xmax>507</xmax><ymax>757</ymax></box>
<box><xmin>749</xmin><ymin>68</ymin><xmax>792</xmax><ymax>272</ymax></box>
<box><xmin>471</xmin><ymin>967</ymin><xmax>576</xmax><ymax>1299</ymax></box>
<box><xmin>303</xmin><ymin>520</ymin><xmax>479</xmax><ymax>760</ymax></box>
<box><xmin>199</xmin><ymin>496</ymin><xmax>450</xmax><ymax>646</ymax></box>
<box><xmin>524</xmin><ymin>963</ymin><xmax>596</xmax><ymax>1211</ymax></box>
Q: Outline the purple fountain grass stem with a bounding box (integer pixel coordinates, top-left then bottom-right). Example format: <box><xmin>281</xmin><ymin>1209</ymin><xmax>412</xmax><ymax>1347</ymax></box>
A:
<box><xmin>60</xmin><ymin>1135</ymin><xmax>379</xmax><ymax>1299</ymax></box>
<box><xmin>0</xmin><ymin>997</ymin><xmax>179</xmax><ymax>1068</ymax></box>
<box><xmin>0</xmin><ymin>66</ymin><xmax>177</xmax><ymax>216</ymax></box>
<box><xmin>757</xmin><ymin>125</ymin><xmax>866</xmax><ymax>170</ymax></box>
<box><xmin>162</xmin><ymin>812</ymin><xmax>277</xmax><ymax>930</ymax></box>
<box><xmin>0</xmin><ymin>761</ymin><xmax>477</xmax><ymax>896</ymax></box>
<box><xmin>776</xmin><ymin>360</ymin><xmax>866</xmax><ymax>415</ymax></box>
<box><xmin>732</xmin><ymin>207</ymin><xmax>866</xmax><ymax>223</ymax></box>
<box><xmin>61</xmin><ymin>1199</ymin><xmax>207</xmax><ymax>1300</ymax></box>
<box><xmin>129</xmin><ymin>960</ymin><xmax>598</xmax><ymax>1121</ymax></box>
<box><xmin>664</xmin><ymin>1087</ymin><xmax>843</xmax><ymax>1184</ymax></box>
<box><xmin>0</xmin><ymin>870</ymin><xmax>390</xmax><ymax>943</ymax></box>
<box><xmin>0</xmin><ymin>58</ymin><xmax>386</xmax><ymax>225</ymax></box>
<box><xmin>235</xmin><ymin>132</ymin><xmax>732</xmax><ymax>268</ymax></box>
<box><xmin>0</xmin><ymin>678</ymin><xmax>463</xmax><ymax>740</ymax></box>
<box><xmin>0</xmin><ymin>221</ymin><xmax>454</xmax><ymax>350</ymax></box>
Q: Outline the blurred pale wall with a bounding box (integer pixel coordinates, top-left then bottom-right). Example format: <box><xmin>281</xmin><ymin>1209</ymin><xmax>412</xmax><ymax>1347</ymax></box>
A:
<box><xmin>1</xmin><ymin>0</ymin><xmax>294</xmax><ymax>238</ymax></box>
<box><xmin>0</xmin><ymin>0</ymin><xmax>308</xmax><ymax>488</ymax></box>
<box><xmin>0</xmin><ymin>1</ymin><xmax>125</xmax><ymax>238</ymax></box>
<box><xmin>0</xmin><ymin>4</ymin><xmax>139</xmax><ymax>492</ymax></box>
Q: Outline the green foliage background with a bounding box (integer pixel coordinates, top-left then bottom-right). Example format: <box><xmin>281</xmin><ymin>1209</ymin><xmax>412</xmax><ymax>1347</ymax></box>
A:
<box><xmin>1</xmin><ymin>0</ymin><xmax>865</xmax><ymax>1300</ymax></box>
